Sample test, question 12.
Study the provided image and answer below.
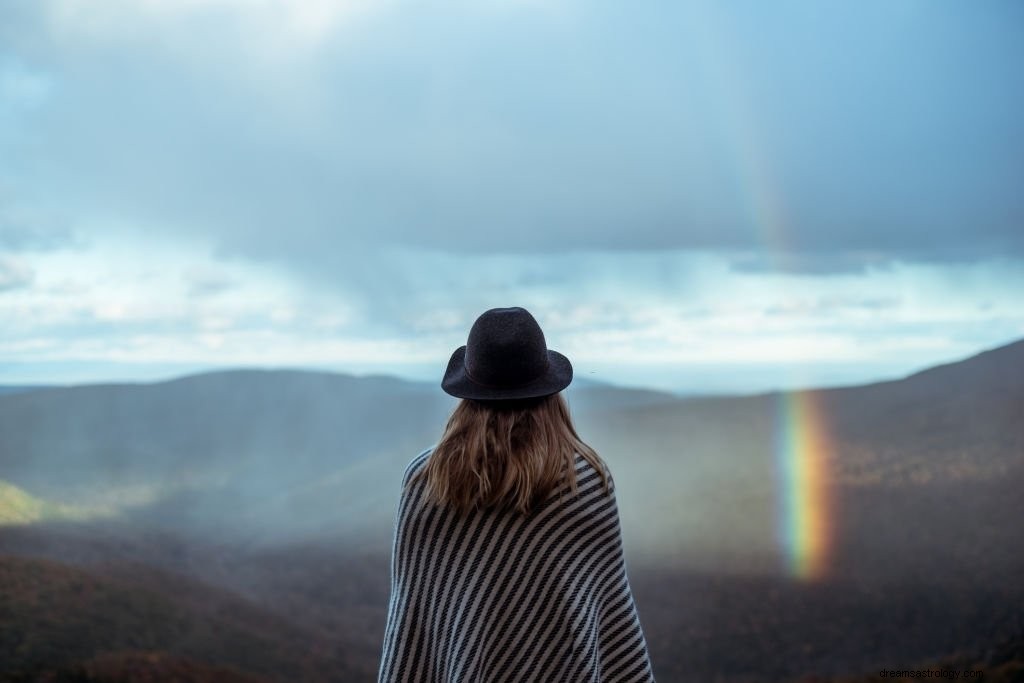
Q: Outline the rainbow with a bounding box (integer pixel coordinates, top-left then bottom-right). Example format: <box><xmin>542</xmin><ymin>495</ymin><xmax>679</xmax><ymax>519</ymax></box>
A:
<box><xmin>775</xmin><ymin>391</ymin><xmax>833</xmax><ymax>580</ymax></box>
<box><xmin>682</xmin><ymin>7</ymin><xmax>836</xmax><ymax>579</ymax></box>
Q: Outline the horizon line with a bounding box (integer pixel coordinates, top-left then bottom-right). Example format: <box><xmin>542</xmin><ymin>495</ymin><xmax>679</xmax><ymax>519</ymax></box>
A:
<box><xmin>1</xmin><ymin>335</ymin><xmax>1017</xmax><ymax>402</ymax></box>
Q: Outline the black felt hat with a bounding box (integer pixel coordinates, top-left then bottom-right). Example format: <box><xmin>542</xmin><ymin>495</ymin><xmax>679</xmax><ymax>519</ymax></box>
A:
<box><xmin>442</xmin><ymin>306</ymin><xmax>573</xmax><ymax>400</ymax></box>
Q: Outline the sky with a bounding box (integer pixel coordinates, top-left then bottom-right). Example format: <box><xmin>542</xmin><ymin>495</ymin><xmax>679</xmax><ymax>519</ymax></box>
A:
<box><xmin>1</xmin><ymin>0</ymin><xmax>1022</xmax><ymax>394</ymax></box>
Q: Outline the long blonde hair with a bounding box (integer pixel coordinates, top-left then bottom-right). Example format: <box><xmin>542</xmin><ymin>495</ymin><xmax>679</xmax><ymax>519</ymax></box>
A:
<box><xmin>411</xmin><ymin>392</ymin><xmax>611</xmax><ymax>515</ymax></box>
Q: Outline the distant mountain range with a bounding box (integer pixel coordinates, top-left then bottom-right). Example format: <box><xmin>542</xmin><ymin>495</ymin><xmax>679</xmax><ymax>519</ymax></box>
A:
<box><xmin>0</xmin><ymin>367</ymin><xmax>684</xmax><ymax>544</ymax></box>
<box><xmin>1</xmin><ymin>338</ymin><xmax>1022</xmax><ymax>682</ymax></box>
<box><xmin>0</xmin><ymin>385</ymin><xmax>47</xmax><ymax>396</ymax></box>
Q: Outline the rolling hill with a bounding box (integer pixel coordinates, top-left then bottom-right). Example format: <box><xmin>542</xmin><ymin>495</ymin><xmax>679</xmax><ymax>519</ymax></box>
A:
<box><xmin>1</xmin><ymin>339</ymin><xmax>1022</xmax><ymax>681</ymax></box>
<box><xmin>0</xmin><ymin>554</ymin><xmax>361</xmax><ymax>682</ymax></box>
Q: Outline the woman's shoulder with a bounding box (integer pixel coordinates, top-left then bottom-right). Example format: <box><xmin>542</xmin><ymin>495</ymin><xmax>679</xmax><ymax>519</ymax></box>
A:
<box><xmin>573</xmin><ymin>451</ymin><xmax>617</xmax><ymax>493</ymax></box>
<box><xmin>400</xmin><ymin>445</ymin><xmax>435</xmax><ymax>488</ymax></box>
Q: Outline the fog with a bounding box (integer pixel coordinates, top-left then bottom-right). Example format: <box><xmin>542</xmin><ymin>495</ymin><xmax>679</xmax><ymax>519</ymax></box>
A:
<box><xmin>2</xmin><ymin>341</ymin><xmax>1023</xmax><ymax>679</ymax></box>
<box><xmin>3</xmin><ymin>1</ymin><xmax>1024</xmax><ymax>680</ymax></box>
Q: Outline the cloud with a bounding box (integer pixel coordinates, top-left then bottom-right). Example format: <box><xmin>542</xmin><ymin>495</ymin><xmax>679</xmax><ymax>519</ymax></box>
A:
<box><xmin>0</xmin><ymin>257</ymin><xmax>34</xmax><ymax>291</ymax></box>
<box><xmin>182</xmin><ymin>266</ymin><xmax>236</xmax><ymax>298</ymax></box>
<box><xmin>0</xmin><ymin>221</ymin><xmax>73</xmax><ymax>252</ymax></box>
<box><xmin>762</xmin><ymin>296</ymin><xmax>899</xmax><ymax>318</ymax></box>
<box><xmin>0</xmin><ymin>204</ymin><xmax>80</xmax><ymax>252</ymax></box>
<box><xmin>0</xmin><ymin>2</ymin><xmax>1022</xmax><ymax>393</ymax></box>
<box><xmin>728</xmin><ymin>251</ymin><xmax>898</xmax><ymax>276</ymax></box>
<box><xmin>0</xmin><ymin>0</ymin><xmax>1019</xmax><ymax>284</ymax></box>
<box><xmin>0</xmin><ymin>56</ymin><xmax>52</xmax><ymax>108</ymax></box>
<box><xmin>2</xmin><ymin>231</ymin><xmax>1022</xmax><ymax>390</ymax></box>
<box><xmin>40</xmin><ymin>0</ymin><xmax>391</xmax><ymax>52</ymax></box>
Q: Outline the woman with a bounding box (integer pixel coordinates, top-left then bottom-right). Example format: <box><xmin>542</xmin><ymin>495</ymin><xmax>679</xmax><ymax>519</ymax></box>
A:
<box><xmin>379</xmin><ymin>307</ymin><xmax>655</xmax><ymax>682</ymax></box>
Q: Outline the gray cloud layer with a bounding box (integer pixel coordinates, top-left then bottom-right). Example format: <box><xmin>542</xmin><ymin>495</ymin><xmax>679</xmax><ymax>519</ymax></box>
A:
<box><xmin>2</xmin><ymin>1</ymin><xmax>1022</xmax><ymax>283</ymax></box>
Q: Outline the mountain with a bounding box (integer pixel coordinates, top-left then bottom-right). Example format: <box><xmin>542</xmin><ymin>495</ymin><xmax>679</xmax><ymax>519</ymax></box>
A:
<box><xmin>0</xmin><ymin>480</ymin><xmax>115</xmax><ymax>526</ymax></box>
<box><xmin>1</xmin><ymin>339</ymin><xmax>1021</xmax><ymax>564</ymax></box>
<box><xmin>0</xmin><ymin>369</ymin><xmax>443</xmax><ymax>495</ymax></box>
<box><xmin>0</xmin><ymin>339</ymin><xmax>1022</xmax><ymax>682</ymax></box>
<box><xmin>0</xmin><ymin>386</ymin><xmax>49</xmax><ymax>397</ymax></box>
<box><xmin>567</xmin><ymin>338</ymin><xmax>1024</xmax><ymax>567</ymax></box>
<box><xmin>0</xmin><ymin>554</ymin><xmax>362</xmax><ymax>682</ymax></box>
<box><xmin>0</xmin><ymin>367</ymin><xmax>681</xmax><ymax>544</ymax></box>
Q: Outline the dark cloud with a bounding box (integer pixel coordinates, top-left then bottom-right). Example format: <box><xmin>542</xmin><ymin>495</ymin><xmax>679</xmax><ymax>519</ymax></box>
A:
<box><xmin>0</xmin><ymin>206</ymin><xmax>80</xmax><ymax>252</ymax></box>
<box><xmin>1</xmin><ymin>1</ymin><xmax>1022</xmax><ymax>280</ymax></box>
<box><xmin>182</xmin><ymin>267</ymin><xmax>236</xmax><ymax>299</ymax></box>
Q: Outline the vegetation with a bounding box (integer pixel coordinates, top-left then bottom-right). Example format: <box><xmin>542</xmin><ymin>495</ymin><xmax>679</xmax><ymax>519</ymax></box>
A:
<box><xmin>6</xmin><ymin>651</ymin><xmax>270</xmax><ymax>683</ymax></box>
<box><xmin>0</xmin><ymin>481</ymin><xmax>114</xmax><ymax>526</ymax></box>
<box><xmin>0</xmin><ymin>556</ymin><xmax>363</xmax><ymax>682</ymax></box>
<box><xmin>0</xmin><ymin>339</ymin><xmax>1021</xmax><ymax>681</ymax></box>
<box><xmin>803</xmin><ymin>631</ymin><xmax>1024</xmax><ymax>682</ymax></box>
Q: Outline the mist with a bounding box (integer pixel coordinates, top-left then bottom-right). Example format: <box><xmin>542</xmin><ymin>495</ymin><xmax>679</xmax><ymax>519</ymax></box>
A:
<box><xmin>2</xmin><ymin>340</ymin><xmax>1023</xmax><ymax>680</ymax></box>
<box><xmin>3</xmin><ymin>1</ymin><xmax>1024</xmax><ymax>680</ymax></box>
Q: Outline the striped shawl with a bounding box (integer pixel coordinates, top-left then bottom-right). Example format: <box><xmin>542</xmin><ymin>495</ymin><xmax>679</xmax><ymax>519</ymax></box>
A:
<box><xmin>379</xmin><ymin>447</ymin><xmax>656</xmax><ymax>682</ymax></box>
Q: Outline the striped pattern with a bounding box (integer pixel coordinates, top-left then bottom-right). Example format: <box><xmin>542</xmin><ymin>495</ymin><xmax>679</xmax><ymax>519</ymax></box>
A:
<box><xmin>379</xmin><ymin>447</ymin><xmax>655</xmax><ymax>683</ymax></box>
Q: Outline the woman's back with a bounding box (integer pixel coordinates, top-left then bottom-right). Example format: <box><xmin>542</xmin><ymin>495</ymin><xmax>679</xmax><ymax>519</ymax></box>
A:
<box><xmin>379</xmin><ymin>446</ymin><xmax>655</xmax><ymax>683</ymax></box>
<box><xmin>379</xmin><ymin>307</ymin><xmax>655</xmax><ymax>682</ymax></box>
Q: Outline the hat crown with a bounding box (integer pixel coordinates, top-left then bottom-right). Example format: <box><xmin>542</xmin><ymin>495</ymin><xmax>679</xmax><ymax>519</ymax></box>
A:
<box><xmin>464</xmin><ymin>307</ymin><xmax>549</xmax><ymax>387</ymax></box>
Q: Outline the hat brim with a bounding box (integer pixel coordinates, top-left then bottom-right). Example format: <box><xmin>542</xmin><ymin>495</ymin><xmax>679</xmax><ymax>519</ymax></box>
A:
<box><xmin>441</xmin><ymin>345</ymin><xmax>573</xmax><ymax>400</ymax></box>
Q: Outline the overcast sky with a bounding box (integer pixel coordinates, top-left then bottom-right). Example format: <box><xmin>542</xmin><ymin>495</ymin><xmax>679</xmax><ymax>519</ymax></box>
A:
<box><xmin>1</xmin><ymin>0</ymin><xmax>1022</xmax><ymax>394</ymax></box>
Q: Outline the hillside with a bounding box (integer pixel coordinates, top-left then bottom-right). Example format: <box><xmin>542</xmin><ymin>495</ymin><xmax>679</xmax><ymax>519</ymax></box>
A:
<box><xmin>0</xmin><ymin>480</ymin><xmax>119</xmax><ymax>526</ymax></box>
<box><xmin>570</xmin><ymin>338</ymin><xmax>1024</xmax><ymax>570</ymax></box>
<box><xmin>0</xmin><ymin>339</ymin><xmax>1022</xmax><ymax>681</ymax></box>
<box><xmin>812</xmin><ymin>631</ymin><xmax>1024</xmax><ymax>683</ymax></box>
<box><xmin>0</xmin><ymin>370</ymin><xmax>444</xmax><ymax>497</ymax></box>
<box><xmin>0</xmin><ymin>369</ymin><xmax>680</xmax><ymax>543</ymax></box>
<box><xmin>7</xmin><ymin>652</ymin><xmax>272</xmax><ymax>683</ymax></box>
<box><xmin>0</xmin><ymin>386</ymin><xmax>48</xmax><ymax>397</ymax></box>
<box><xmin>0</xmin><ymin>554</ymin><xmax>364</xmax><ymax>682</ymax></box>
